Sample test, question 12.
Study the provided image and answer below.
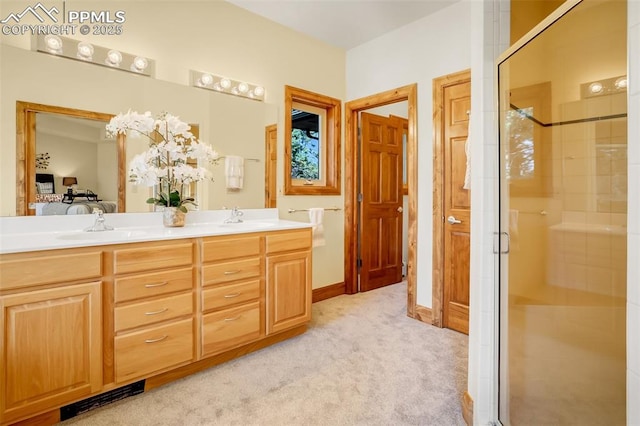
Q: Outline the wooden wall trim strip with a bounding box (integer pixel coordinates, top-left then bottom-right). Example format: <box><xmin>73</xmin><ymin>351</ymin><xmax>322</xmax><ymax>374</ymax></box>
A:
<box><xmin>344</xmin><ymin>84</ymin><xmax>418</xmax><ymax>317</ymax></box>
<box><xmin>414</xmin><ymin>305</ymin><xmax>433</xmax><ymax>325</ymax></box>
<box><xmin>462</xmin><ymin>391</ymin><xmax>474</xmax><ymax>425</ymax></box>
<box><xmin>312</xmin><ymin>282</ymin><xmax>345</xmax><ymax>303</ymax></box>
<box><xmin>432</xmin><ymin>69</ymin><xmax>471</xmax><ymax>328</ymax></box>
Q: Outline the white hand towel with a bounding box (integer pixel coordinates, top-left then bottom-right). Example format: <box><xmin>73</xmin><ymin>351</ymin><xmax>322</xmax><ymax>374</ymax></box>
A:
<box><xmin>308</xmin><ymin>208</ymin><xmax>325</xmax><ymax>247</ymax></box>
<box><xmin>225</xmin><ymin>155</ymin><xmax>244</xmax><ymax>190</ymax></box>
<box><xmin>463</xmin><ymin>130</ymin><xmax>471</xmax><ymax>190</ymax></box>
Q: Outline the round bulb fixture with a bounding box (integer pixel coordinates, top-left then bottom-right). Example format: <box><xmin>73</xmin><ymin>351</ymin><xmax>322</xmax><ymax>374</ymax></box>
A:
<box><xmin>614</xmin><ymin>77</ymin><xmax>627</xmax><ymax>90</ymax></box>
<box><xmin>76</xmin><ymin>42</ymin><xmax>93</xmax><ymax>60</ymax></box>
<box><xmin>589</xmin><ymin>82</ymin><xmax>603</xmax><ymax>94</ymax></box>
<box><xmin>105</xmin><ymin>50</ymin><xmax>123</xmax><ymax>67</ymax></box>
<box><xmin>253</xmin><ymin>86</ymin><xmax>265</xmax><ymax>97</ymax></box>
<box><xmin>44</xmin><ymin>35</ymin><xmax>63</xmax><ymax>54</ymax></box>
<box><xmin>200</xmin><ymin>73</ymin><xmax>214</xmax><ymax>86</ymax></box>
<box><xmin>238</xmin><ymin>82</ymin><xmax>249</xmax><ymax>93</ymax></box>
<box><xmin>220</xmin><ymin>78</ymin><xmax>231</xmax><ymax>89</ymax></box>
<box><xmin>131</xmin><ymin>56</ymin><xmax>149</xmax><ymax>72</ymax></box>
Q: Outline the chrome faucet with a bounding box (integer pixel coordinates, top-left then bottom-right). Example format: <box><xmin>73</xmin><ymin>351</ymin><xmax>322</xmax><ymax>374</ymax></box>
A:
<box><xmin>223</xmin><ymin>206</ymin><xmax>244</xmax><ymax>223</ymax></box>
<box><xmin>85</xmin><ymin>208</ymin><xmax>114</xmax><ymax>232</ymax></box>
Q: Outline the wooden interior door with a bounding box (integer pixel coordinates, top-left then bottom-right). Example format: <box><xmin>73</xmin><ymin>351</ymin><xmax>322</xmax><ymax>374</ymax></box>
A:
<box><xmin>443</xmin><ymin>80</ymin><xmax>471</xmax><ymax>334</ymax></box>
<box><xmin>359</xmin><ymin>112</ymin><xmax>403</xmax><ymax>292</ymax></box>
<box><xmin>264</xmin><ymin>124</ymin><xmax>277</xmax><ymax>208</ymax></box>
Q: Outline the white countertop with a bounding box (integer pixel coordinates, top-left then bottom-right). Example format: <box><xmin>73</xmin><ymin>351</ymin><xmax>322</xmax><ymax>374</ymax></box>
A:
<box><xmin>0</xmin><ymin>209</ymin><xmax>312</xmax><ymax>254</ymax></box>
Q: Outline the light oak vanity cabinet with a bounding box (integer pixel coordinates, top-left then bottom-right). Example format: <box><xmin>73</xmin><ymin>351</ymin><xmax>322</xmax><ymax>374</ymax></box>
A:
<box><xmin>112</xmin><ymin>241</ymin><xmax>196</xmax><ymax>383</ymax></box>
<box><xmin>201</xmin><ymin>234</ymin><xmax>264</xmax><ymax>357</ymax></box>
<box><xmin>0</xmin><ymin>226</ymin><xmax>311</xmax><ymax>425</ymax></box>
<box><xmin>0</xmin><ymin>249</ymin><xmax>103</xmax><ymax>425</ymax></box>
<box><xmin>266</xmin><ymin>230</ymin><xmax>312</xmax><ymax>334</ymax></box>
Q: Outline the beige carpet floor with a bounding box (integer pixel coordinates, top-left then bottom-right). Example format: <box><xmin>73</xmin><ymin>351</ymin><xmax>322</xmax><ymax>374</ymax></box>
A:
<box><xmin>62</xmin><ymin>282</ymin><xmax>469</xmax><ymax>425</ymax></box>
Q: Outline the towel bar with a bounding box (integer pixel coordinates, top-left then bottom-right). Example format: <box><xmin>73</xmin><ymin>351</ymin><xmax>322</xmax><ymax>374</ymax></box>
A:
<box><xmin>288</xmin><ymin>207</ymin><xmax>341</xmax><ymax>213</ymax></box>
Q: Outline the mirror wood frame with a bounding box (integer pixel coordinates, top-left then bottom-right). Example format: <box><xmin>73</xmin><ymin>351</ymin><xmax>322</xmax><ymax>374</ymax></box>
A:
<box><xmin>16</xmin><ymin>101</ymin><xmax>125</xmax><ymax>216</ymax></box>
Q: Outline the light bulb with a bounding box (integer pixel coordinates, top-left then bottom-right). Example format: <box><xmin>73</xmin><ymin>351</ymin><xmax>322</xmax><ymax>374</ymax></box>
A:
<box><xmin>200</xmin><ymin>73</ymin><xmax>214</xmax><ymax>86</ymax></box>
<box><xmin>220</xmin><ymin>78</ymin><xmax>231</xmax><ymax>89</ymax></box>
<box><xmin>238</xmin><ymin>82</ymin><xmax>249</xmax><ymax>93</ymax></box>
<box><xmin>614</xmin><ymin>77</ymin><xmax>627</xmax><ymax>90</ymax></box>
<box><xmin>589</xmin><ymin>82</ymin><xmax>603</xmax><ymax>94</ymax></box>
<box><xmin>44</xmin><ymin>35</ymin><xmax>63</xmax><ymax>54</ymax></box>
<box><xmin>76</xmin><ymin>42</ymin><xmax>93</xmax><ymax>60</ymax></box>
<box><xmin>131</xmin><ymin>56</ymin><xmax>148</xmax><ymax>72</ymax></box>
<box><xmin>105</xmin><ymin>50</ymin><xmax>122</xmax><ymax>67</ymax></box>
<box><xmin>253</xmin><ymin>86</ymin><xmax>264</xmax><ymax>97</ymax></box>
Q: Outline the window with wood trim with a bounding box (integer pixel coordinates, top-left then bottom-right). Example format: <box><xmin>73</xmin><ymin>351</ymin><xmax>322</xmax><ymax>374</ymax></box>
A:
<box><xmin>284</xmin><ymin>85</ymin><xmax>341</xmax><ymax>195</ymax></box>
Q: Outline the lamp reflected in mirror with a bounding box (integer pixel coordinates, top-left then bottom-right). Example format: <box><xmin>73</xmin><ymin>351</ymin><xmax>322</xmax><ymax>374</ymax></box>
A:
<box><xmin>62</xmin><ymin>177</ymin><xmax>77</xmax><ymax>194</ymax></box>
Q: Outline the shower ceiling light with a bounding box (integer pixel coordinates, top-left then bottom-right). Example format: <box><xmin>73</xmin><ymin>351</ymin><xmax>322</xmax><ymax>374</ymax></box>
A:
<box><xmin>33</xmin><ymin>34</ymin><xmax>155</xmax><ymax>77</ymax></box>
<box><xmin>190</xmin><ymin>70</ymin><xmax>265</xmax><ymax>102</ymax></box>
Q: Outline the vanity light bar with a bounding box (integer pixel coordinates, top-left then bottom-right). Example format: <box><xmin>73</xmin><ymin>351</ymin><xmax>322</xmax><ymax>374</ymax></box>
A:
<box><xmin>189</xmin><ymin>70</ymin><xmax>265</xmax><ymax>102</ymax></box>
<box><xmin>33</xmin><ymin>34</ymin><xmax>155</xmax><ymax>77</ymax></box>
<box><xmin>580</xmin><ymin>74</ymin><xmax>627</xmax><ymax>99</ymax></box>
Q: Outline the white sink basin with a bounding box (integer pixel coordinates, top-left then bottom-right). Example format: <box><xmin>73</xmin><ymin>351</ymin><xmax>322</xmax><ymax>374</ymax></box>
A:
<box><xmin>55</xmin><ymin>230</ymin><xmax>148</xmax><ymax>241</ymax></box>
<box><xmin>217</xmin><ymin>221</ymin><xmax>276</xmax><ymax>230</ymax></box>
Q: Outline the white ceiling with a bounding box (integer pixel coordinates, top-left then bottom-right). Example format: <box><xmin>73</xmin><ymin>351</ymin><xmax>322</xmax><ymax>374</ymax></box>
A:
<box><xmin>226</xmin><ymin>0</ymin><xmax>461</xmax><ymax>50</ymax></box>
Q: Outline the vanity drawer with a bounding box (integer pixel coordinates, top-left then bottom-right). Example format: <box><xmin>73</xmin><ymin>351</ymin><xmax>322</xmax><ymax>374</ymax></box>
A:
<box><xmin>0</xmin><ymin>251</ymin><xmax>102</xmax><ymax>291</ymax></box>
<box><xmin>202</xmin><ymin>235</ymin><xmax>261</xmax><ymax>262</ymax></box>
<box><xmin>114</xmin><ymin>268</ymin><xmax>194</xmax><ymax>303</ymax></box>
<box><xmin>114</xmin><ymin>242</ymin><xmax>193</xmax><ymax>275</ymax></box>
<box><xmin>202</xmin><ymin>279</ymin><xmax>261</xmax><ymax>312</ymax></box>
<box><xmin>202</xmin><ymin>301</ymin><xmax>261</xmax><ymax>357</ymax></box>
<box><xmin>115</xmin><ymin>318</ymin><xmax>194</xmax><ymax>383</ymax></box>
<box><xmin>203</xmin><ymin>257</ymin><xmax>261</xmax><ymax>285</ymax></box>
<box><xmin>115</xmin><ymin>292</ymin><xmax>193</xmax><ymax>332</ymax></box>
<box><xmin>266</xmin><ymin>230</ymin><xmax>311</xmax><ymax>254</ymax></box>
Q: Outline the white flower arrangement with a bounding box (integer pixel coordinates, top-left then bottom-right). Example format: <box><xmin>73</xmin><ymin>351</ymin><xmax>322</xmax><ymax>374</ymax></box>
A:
<box><xmin>106</xmin><ymin>110</ymin><xmax>219</xmax><ymax>212</ymax></box>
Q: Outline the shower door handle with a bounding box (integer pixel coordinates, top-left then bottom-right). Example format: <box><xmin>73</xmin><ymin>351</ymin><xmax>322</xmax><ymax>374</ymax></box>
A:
<box><xmin>447</xmin><ymin>215</ymin><xmax>462</xmax><ymax>225</ymax></box>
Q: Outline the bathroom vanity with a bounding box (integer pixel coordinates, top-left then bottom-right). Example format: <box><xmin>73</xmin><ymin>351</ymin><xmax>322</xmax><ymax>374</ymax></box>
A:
<box><xmin>0</xmin><ymin>210</ymin><xmax>312</xmax><ymax>425</ymax></box>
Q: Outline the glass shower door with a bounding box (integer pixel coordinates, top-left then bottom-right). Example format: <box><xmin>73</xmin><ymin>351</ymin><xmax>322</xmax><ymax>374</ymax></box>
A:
<box><xmin>498</xmin><ymin>1</ymin><xmax>628</xmax><ymax>424</ymax></box>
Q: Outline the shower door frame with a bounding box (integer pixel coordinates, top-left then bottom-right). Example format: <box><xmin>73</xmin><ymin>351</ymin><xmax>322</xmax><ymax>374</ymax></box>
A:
<box><xmin>495</xmin><ymin>0</ymin><xmax>587</xmax><ymax>423</ymax></box>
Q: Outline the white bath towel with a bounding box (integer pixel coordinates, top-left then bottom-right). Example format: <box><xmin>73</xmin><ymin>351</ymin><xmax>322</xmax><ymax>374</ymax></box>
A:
<box><xmin>225</xmin><ymin>155</ymin><xmax>244</xmax><ymax>190</ymax></box>
<box><xmin>463</xmin><ymin>128</ymin><xmax>471</xmax><ymax>190</ymax></box>
<box><xmin>308</xmin><ymin>208</ymin><xmax>325</xmax><ymax>247</ymax></box>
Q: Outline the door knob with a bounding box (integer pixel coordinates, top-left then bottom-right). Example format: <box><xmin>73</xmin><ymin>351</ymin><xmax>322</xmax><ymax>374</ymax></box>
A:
<box><xmin>397</xmin><ymin>206</ymin><xmax>403</xmax><ymax>213</ymax></box>
<box><xmin>447</xmin><ymin>215</ymin><xmax>462</xmax><ymax>225</ymax></box>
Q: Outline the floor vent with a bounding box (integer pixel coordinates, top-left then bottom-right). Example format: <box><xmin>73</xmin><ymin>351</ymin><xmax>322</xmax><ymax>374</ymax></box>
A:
<box><xmin>60</xmin><ymin>380</ymin><xmax>145</xmax><ymax>421</ymax></box>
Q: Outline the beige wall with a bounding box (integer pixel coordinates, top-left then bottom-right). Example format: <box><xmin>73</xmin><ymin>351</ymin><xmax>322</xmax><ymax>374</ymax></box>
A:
<box><xmin>0</xmin><ymin>0</ymin><xmax>346</xmax><ymax>289</ymax></box>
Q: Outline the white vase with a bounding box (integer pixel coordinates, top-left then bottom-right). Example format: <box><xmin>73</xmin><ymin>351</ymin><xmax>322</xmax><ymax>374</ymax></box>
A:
<box><xmin>163</xmin><ymin>207</ymin><xmax>186</xmax><ymax>227</ymax></box>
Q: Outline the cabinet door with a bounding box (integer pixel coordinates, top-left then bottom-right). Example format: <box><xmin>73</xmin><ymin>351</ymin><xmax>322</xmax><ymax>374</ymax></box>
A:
<box><xmin>266</xmin><ymin>251</ymin><xmax>311</xmax><ymax>334</ymax></box>
<box><xmin>1</xmin><ymin>282</ymin><xmax>102</xmax><ymax>423</ymax></box>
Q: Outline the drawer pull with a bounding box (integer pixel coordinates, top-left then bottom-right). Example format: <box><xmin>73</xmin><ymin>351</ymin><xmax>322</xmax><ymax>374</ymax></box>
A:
<box><xmin>145</xmin><ymin>281</ymin><xmax>168</xmax><ymax>288</ymax></box>
<box><xmin>144</xmin><ymin>335</ymin><xmax>168</xmax><ymax>344</ymax></box>
<box><xmin>223</xmin><ymin>270</ymin><xmax>241</xmax><ymax>275</ymax></box>
<box><xmin>224</xmin><ymin>316</ymin><xmax>240</xmax><ymax>322</ymax></box>
<box><xmin>224</xmin><ymin>293</ymin><xmax>241</xmax><ymax>298</ymax></box>
<box><xmin>145</xmin><ymin>307</ymin><xmax>169</xmax><ymax>316</ymax></box>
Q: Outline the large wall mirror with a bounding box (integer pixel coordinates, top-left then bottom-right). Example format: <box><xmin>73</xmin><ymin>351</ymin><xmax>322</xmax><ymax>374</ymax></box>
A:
<box><xmin>1</xmin><ymin>45</ymin><xmax>277</xmax><ymax>217</ymax></box>
<box><xmin>16</xmin><ymin>102</ymin><xmax>125</xmax><ymax>216</ymax></box>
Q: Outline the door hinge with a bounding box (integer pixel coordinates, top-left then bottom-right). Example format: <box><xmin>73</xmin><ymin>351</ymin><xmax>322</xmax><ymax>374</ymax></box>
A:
<box><xmin>357</xmin><ymin>193</ymin><xmax>363</xmax><ymax>202</ymax></box>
